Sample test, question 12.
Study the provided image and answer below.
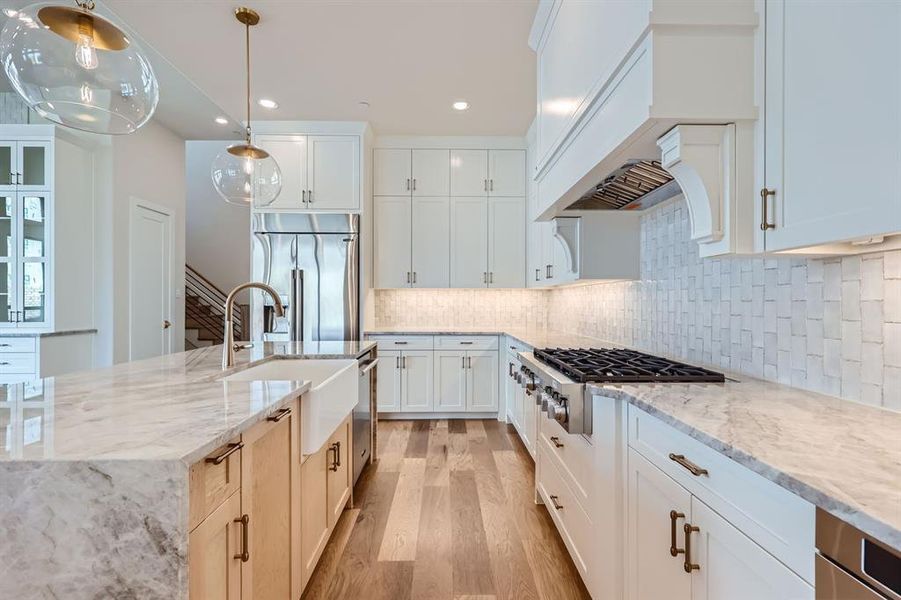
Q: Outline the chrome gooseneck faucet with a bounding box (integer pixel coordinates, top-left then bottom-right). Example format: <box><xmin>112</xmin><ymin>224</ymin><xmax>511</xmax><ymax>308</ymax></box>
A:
<box><xmin>222</xmin><ymin>282</ymin><xmax>284</xmax><ymax>369</ymax></box>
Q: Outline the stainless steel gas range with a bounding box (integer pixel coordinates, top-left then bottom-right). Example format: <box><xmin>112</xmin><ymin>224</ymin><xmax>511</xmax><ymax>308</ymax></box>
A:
<box><xmin>517</xmin><ymin>347</ymin><xmax>726</xmax><ymax>435</ymax></box>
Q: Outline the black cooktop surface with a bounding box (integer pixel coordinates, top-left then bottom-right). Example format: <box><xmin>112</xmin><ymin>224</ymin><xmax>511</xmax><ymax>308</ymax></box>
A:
<box><xmin>533</xmin><ymin>348</ymin><xmax>726</xmax><ymax>383</ymax></box>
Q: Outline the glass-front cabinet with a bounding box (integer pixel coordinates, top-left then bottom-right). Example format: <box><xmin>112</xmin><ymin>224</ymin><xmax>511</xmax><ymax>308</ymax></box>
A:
<box><xmin>0</xmin><ymin>140</ymin><xmax>50</xmax><ymax>192</ymax></box>
<box><xmin>0</xmin><ymin>192</ymin><xmax>50</xmax><ymax>327</ymax></box>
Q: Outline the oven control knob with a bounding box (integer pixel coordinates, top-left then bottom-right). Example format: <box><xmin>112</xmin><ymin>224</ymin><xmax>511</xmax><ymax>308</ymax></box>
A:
<box><xmin>544</xmin><ymin>386</ymin><xmax>553</xmax><ymax>395</ymax></box>
<box><xmin>552</xmin><ymin>401</ymin><xmax>567</xmax><ymax>425</ymax></box>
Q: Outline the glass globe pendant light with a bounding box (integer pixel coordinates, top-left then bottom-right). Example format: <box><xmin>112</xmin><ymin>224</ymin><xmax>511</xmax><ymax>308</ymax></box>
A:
<box><xmin>0</xmin><ymin>0</ymin><xmax>159</xmax><ymax>134</ymax></box>
<box><xmin>210</xmin><ymin>7</ymin><xmax>281</xmax><ymax>208</ymax></box>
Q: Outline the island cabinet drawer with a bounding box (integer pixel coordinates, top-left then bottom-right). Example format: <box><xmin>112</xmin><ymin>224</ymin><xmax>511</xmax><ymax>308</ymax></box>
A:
<box><xmin>369</xmin><ymin>335</ymin><xmax>434</xmax><ymax>351</ymax></box>
<box><xmin>434</xmin><ymin>335</ymin><xmax>498</xmax><ymax>351</ymax></box>
<box><xmin>627</xmin><ymin>405</ymin><xmax>815</xmax><ymax>582</ymax></box>
<box><xmin>0</xmin><ymin>353</ymin><xmax>36</xmax><ymax>373</ymax></box>
<box><xmin>539</xmin><ymin>414</ymin><xmax>594</xmax><ymax>514</ymax></box>
<box><xmin>189</xmin><ymin>437</ymin><xmax>243</xmax><ymax>531</ymax></box>
<box><xmin>0</xmin><ymin>338</ymin><xmax>36</xmax><ymax>353</ymax></box>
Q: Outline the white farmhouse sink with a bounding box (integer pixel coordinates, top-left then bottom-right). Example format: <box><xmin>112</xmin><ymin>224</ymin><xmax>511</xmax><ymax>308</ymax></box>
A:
<box><xmin>225</xmin><ymin>359</ymin><xmax>358</xmax><ymax>455</ymax></box>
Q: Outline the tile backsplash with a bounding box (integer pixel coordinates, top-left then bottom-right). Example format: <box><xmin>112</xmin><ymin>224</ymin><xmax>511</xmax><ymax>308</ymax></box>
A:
<box><xmin>374</xmin><ymin>198</ymin><xmax>900</xmax><ymax>410</ymax></box>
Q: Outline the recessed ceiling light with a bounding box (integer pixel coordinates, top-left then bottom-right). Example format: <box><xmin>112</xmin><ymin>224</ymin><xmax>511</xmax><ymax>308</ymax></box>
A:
<box><xmin>215</xmin><ymin>116</ymin><xmax>229</xmax><ymax>125</ymax></box>
<box><xmin>453</xmin><ymin>101</ymin><xmax>469</xmax><ymax>111</ymax></box>
<box><xmin>258</xmin><ymin>98</ymin><xmax>278</xmax><ymax>109</ymax></box>
<box><xmin>358</xmin><ymin>101</ymin><xmax>370</xmax><ymax>109</ymax></box>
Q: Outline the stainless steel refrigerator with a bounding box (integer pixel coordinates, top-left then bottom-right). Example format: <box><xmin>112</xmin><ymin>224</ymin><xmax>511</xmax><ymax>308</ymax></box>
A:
<box><xmin>251</xmin><ymin>213</ymin><xmax>360</xmax><ymax>342</ymax></box>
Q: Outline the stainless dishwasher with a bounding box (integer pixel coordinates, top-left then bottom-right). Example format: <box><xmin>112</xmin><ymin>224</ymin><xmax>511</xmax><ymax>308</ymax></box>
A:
<box><xmin>354</xmin><ymin>350</ymin><xmax>378</xmax><ymax>486</ymax></box>
<box><xmin>816</xmin><ymin>508</ymin><xmax>900</xmax><ymax>599</ymax></box>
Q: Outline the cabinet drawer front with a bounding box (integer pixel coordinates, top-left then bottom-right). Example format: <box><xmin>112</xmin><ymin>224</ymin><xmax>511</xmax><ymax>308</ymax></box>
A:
<box><xmin>0</xmin><ymin>338</ymin><xmax>36</xmax><ymax>353</ymax></box>
<box><xmin>369</xmin><ymin>335</ymin><xmax>434</xmax><ymax>351</ymax></box>
<box><xmin>0</xmin><ymin>353</ymin><xmax>35</xmax><ymax>373</ymax></box>
<box><xmin>504</xmin><ymin>336</ymin><xmax>529</xmax><ymax>356</ymax></box>
<box><xmin>189</xmin><ymin>438</ymin><xmax>242</xmax><ymax>531</ymax></box>
<box><xmin>539</xmin><ymin>414</ymin><xmax>594</xmax><ymax>513</ymax></box>
<box><xmin>536</xmin><ymin>445</ymin><xmax>593</xmax><ymax>581</ymax></box>
<box><xmin>628</xmin><ymin>406</ymin><xmax>815</xmax><ymax>583</ymax></box>
<box><xmin>434</xmin><ymin>335</ymin><xmax>498</xmax><ymax>350</ymax></box>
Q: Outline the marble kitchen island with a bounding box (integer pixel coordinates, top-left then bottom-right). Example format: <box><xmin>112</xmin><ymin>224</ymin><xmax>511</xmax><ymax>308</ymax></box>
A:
<box><xmin>0</xmin><ymin>341</ymin><xmax>375</xmax><ymax>599</ymax></box>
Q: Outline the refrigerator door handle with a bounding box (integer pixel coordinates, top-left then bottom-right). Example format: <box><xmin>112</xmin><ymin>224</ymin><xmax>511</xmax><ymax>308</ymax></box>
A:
<box><xmin>291</xmin><ymin>268</ymin><xmax>304</xmax><ymax>342</ymax></box>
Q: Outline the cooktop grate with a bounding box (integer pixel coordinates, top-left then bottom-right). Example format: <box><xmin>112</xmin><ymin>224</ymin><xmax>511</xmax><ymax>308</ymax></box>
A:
<box><xmin>533</xmin><ymin>348</ymin><xmax>725</xmax><ymax>383</ymax></box>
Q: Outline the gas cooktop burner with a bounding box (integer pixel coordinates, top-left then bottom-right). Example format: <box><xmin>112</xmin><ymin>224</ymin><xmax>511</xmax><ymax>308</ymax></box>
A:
<box><xmin>533</xmin><ymin>348</ymin><xmax>725</xmax><ymax>383</ymax></box>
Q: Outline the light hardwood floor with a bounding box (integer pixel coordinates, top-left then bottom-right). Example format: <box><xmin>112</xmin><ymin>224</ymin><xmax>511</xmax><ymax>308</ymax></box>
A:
<box><xmin>302</xmin><ymin>419</ymin><xmax>591</xmax><ymax>600</ymax></box>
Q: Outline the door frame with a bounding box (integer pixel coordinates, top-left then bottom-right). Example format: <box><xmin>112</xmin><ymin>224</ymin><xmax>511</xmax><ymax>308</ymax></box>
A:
<box><xmin>128</xmin><ymin>197</ymin><xmax>173</xmax><ymax>360</ymax></box>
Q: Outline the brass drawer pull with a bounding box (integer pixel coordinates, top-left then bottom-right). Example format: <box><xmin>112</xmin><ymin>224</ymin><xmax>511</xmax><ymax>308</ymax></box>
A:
<box><xmin>550</xmin><ymin>436</ymin><xmax>564</xmax><ymax>448</ymax></box>
<box><xmin>205</xmin><ymin>442</ymin><xmax>243</xmax><ymax>465</ymax></box>
<box><xmin>234</xmin><ymin>514</ymin><xmax>250</xmax><ymax>562</ymax></box>
<box><xmin>329</xmin><ymin>441</ymin><xmax>342</xmax><ymax>471</ymax></box>
<box><xmin>668</xmin><ymin>453</ymin><xmax>708</xmax><ymax>476</ymax></box>
<box><xmin>267</xmin><ymin>407</ymin><xmax>291</xmax><ymax>422</ymax></box>
<box><xmin>669</xmin><ymin>510</ymin><xmax>685</xmax><ymax>557</ymax></box>
<box><xmin>683</xmin><ymin>523</ymin><xmax>700</xmax><ymax>572</ymax></box>
<box><xmin>549</xmin><ymin>494</ymin><xmax>563</xmax><ymax>510</ymax></box>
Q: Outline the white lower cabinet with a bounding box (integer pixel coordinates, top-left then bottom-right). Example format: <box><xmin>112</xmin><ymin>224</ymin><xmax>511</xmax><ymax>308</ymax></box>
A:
<box><xmin>373</xmin><ymin>346</ymin><xmax>435</xmax><ymax>412</ymax></box>
<box><xmin>434</xmin><ymin>350</ymin><xmax>467</xmax><ymax>411</ymax></box>
<box><xmin>466</xmin><ymin>350</ymin><xmax>498</xmax><ymax>411</ymax></box>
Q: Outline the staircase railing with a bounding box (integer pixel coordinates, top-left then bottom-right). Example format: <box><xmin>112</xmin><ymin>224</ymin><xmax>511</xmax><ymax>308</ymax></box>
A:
<box><xmin>185</xmin><ymin>265</ymin><xmax>248</xmax><ymax>342</ymax></box>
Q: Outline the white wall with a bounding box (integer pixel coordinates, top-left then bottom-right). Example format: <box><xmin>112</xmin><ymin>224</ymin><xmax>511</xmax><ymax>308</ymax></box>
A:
<box><xmin>185</xmin><ymin>140</ymin><xmax>249</xmax><ymax>296</ymax></box>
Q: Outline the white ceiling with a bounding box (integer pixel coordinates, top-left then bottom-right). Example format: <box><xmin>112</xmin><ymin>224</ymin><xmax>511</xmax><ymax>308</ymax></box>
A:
<box><xmin>102</xmin><ymin>0</ymin><xmax>538</xmax><ymax>136</ymax></box>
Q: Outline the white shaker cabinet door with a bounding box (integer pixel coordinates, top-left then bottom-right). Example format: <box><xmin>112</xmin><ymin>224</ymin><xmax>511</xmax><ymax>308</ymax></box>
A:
<box><xmin>411</xmin><ymin>197</ymin><xmax>450</xmax><ymax>288</ymax></box>
<box><xmin>433</xmin><ymin>350</ymin><xmax>467</xmax><ymax>411</ymax></box>
<box><xmin>373</xmin><ymin>197</ymin><xmax>412</xmax><ymax>288</ymax></box>
<box><xmin>466</xmin><ymin>351</ymin><xmax>498</xmax><ymax>412</ymax></box>
<box><xmin>488</xmin><ymin>150</ymin><xmax>525</xmax><ymax>197</ymax></box>
<box><xmin>373</xmin><ymin>148</ymin><xmax>411</xmax><ymax>196</ymax></box>
<box><xmin>689</xmin><ymin>497</ymin><xmax>813</xmax><ymax>600</ymax></box>
<box><xmin>762</xmin><ymin>0</ymin><xmax>901</xmax><ymax>251</ymax></box>
<box><xmin>256</xmin><ymin>135</ymin><xmax>307</xmax><ymax>209</ymax></box>
<box><xmin>401</xmin><ymin>351</ymin><xmax>434</xmax><ymax>412</ymax></box>
<box><xmin>627</xmin><ymin>448</ymin><xmax>692</xmax><ymax>600</ymax></box>
<box><xmin>450</xmin><ymin>197</ymin><xmax>489</xmax><ymax>288</ymax></box>
<box><xmin>0</xmin><ymin>142</ymin><xmax>16</xmax><ymax>192</ymax></box>
<box><xmin>376</xmin><ymin>351</ymin><xmax>402</xmax><ymax>412</ymax></box>
<box><xmin>450</xmin><ymin>149</ymin><xmax>488</xmax><ymax>196</ymax></box>
<box><xmin>412</xmin><ymin>149</ymin><xmax>450</xmax><ymax>196</ymax></box>
<box><xmin>488</xmin><ymin>197</ymin><xmax>525</xmax><ymax>288</ymax></box>
<box><xmin>307</xmin><ymin>136</ymin><xmax>359</xmax><ymax>211</ymax></box>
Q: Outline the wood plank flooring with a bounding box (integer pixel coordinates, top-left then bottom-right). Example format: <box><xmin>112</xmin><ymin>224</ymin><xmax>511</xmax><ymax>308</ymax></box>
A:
<box><xmin>302</xmin><ymin>419</ymin><xmax>590</xmax><ymax>600</ymax></box>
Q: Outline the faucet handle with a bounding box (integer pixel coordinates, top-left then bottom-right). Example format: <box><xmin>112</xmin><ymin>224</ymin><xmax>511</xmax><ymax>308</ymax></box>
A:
<box><xmin>233</xmin><ymin>342</ymin><xmax>254</xmax><ymax>351</ymax></box>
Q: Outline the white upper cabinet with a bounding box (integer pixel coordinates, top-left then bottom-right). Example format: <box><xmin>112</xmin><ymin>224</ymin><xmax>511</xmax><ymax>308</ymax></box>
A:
<box><xmin>450</xmin><ymin>197</ymin><xmax>489</xmax><ymax>288</ymax></box>
<box><xmin>373</xmin><ymin>197</ymin><xmax>412</xmax><ymax>289</ymax></box>
<box><xmin>488</xmin><ymin>197</ymin><xmax>525</xmax><ymax>288</ymax></box>
<box><xmin>256</xmin><ymin>135</ymin><xmax>308</xmax><ymax>209</ymax></box>
<box><xmin>373</xmin><ymin>149</ymin><xmax>411</xmax><ymax>196</ymax></box>
<box><xmin>411</xmin><ymin>197</ymin><xmax>450</xmax><ymax>288</ymax></box>
<box><xmin>488</xmin><ymin>150</ymin><xmax>526</xmax><ymax>197</ymax></box>
<box><xmin>760</xmin><ymin>0</ymin><xmax>901</xmax><ymax>252</ymax></box>
<box><xmin>412</xmin><ymin>149</ymin><xmax>450</xmax><ymax>196</ymax></box>
<box><xmin>450</xmin><ymin>149</ymin><xmax>489</xmax><ymax>196</ymax></box>
<box><xmin>307</xmin><ymin>136</ymin><xmax>359</xmax><ymax>211</ymax></box>
<box><xmin>0</xmin><ymin>141</ymin><xmax>51</xmax><ymax>193</ymax></box>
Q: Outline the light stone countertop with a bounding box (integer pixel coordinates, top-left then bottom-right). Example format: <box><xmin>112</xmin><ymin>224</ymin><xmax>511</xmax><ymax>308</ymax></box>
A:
<box><xmin>367</xmin><ymin>327</ymin><xmax>901</xmax><ymax>550</ymax></box>
<box><xmin>0</xmin><ymin>328</ymin><xmax>98</xmax><ymax>338</ymax></box>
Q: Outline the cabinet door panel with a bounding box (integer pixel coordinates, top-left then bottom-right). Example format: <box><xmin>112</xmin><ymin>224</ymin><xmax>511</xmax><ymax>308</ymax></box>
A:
<box><xmin>373</xmin><ymin>197</ymin><xmax>412</xmax><ymax>288</ymax></box>
<box><xmin>376</xmin><ymin>350</ymin><xmax>402</xmax><ymax>412</ymax></box>
<box><xmin>690</xmin><ymin>497</ymin><xmax>813</xmax><ymax>600</ymax></box>
<box><xmin>0</xmin><ymin>194</ymin><xmax>16</xmax><ymax>327</ymax></box>
<box><xmin>188</xmin><ymin>491</ymin><xmax>242</xmax><ymax>600</ymax></box>
<box><xmin>763</xmin><ymin>0</ymin><xmax>901</xmax><ymax>250</ymax></box>
<box><xmin>401</xmin><ymin>350</ymin><xmax>433</xmax><ymax>412</ymax></box>
<box><xmin>450</xmin><ymin>149</ymin><xmax>488</xmax><ymax>196</ymax></box>
<box><xmin>18</xmin><ymin>193</ymin><xmax>49</xmax><ymax>326</ymax></box>
<box><xmin>412</xmin><ymin>149</ymin><xmax>450</xmax><ymax>196</ymax></box>
<box><xmin>412</xmin><ymin>197</ymin><xmax>450</xmax><ymax>288</ymax></box>
<box><xmin>450</xmin><ymin>197</ymin><xmax>488</xmax><ymax>288</ymax></box>
<box><xmin>0</xmin><ymin>142</ymin><xmax>15</xmax><ymax>191</ymax></box>
<box><xmin>241</xmin><ymin>413</ymin><xmax>293</xmax><ymax>600</ymax></box>
<box><xmin>256</xmin><ymin>135</ymin><xmax>307</xmax><ymax>209</ymax></box>
<box><xmin>373</xmin><ymin>149</ymin><xmax>411</xmax><ymax>196</ymax></box>
<box><xmin>327</xmin><ymin>417</ymin><xmax>351</xmax><ymax>528</ymax></box>
<box><xmin>488</xmin><ymin>197</ymin><xmax>525</xmax><ymax>288</ymax></box>
<box><xmin>307</xmin><ymin>135</ymin><xmax>359</xmax><ymax>211</ymax></box>
<box><xmin>434</xmin><ymin>350</ymin><xmax>466</xmax><ymax>411</ymax></box>
<box><xmin>301</xmin><ymin>443</ymin><xmax>330</xmax><ymax>585</ymax></box>
<box><xmin>627</xmin><ymin>448</ymin><xmax>692</xmax><ymax>600</ymax></box>
<box><xmin>488</xmin><ymin>150</ymin><xmax>525</xmax><ymax>197</ymax></box>
<box><xmin>466</xmin><ymin>351</ymin><xmax>498</xmax><ymax>412</ymax></box>
<box><xmin>17</xmin><ymin>141</ymin><xmax>50</xmax><ymax>190</ymax></box>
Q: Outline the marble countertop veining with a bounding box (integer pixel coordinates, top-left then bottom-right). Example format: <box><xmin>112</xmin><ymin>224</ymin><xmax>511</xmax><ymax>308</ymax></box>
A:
<box><xmin>0</xmin><ymin>340</ymin><xmax>375</xmax><ymax>464</ymax></box>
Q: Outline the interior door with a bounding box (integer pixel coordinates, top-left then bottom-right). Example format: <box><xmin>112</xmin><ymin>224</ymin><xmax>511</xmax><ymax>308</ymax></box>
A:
<box><xmin>256</xmin><ymin>135</ymin><xmax>307</xmax><ymax>209</ymax></box>
<box><xmin>763</xmin><ymin>0</ymin><xmax>901</xmax><ymax>250</ymax></box>
<box><xmin>373</xmin><ymin>149</ymin><xmax>411</xmax><ymax>196</ymax></box>
<box><xmin>488</xmin><ymin>150</ymin><xmax>526</xmax><ymax>196</ymax></box>
<box><xmin>434</xmin><ymin>350</ymin><xmax>466</xmax><ymax>410</ymax></box>
<box><xmin>376</xmin><ymin>350</ymin><xmax>401</xmax><ymax>412</ymax></box>
<box><xmin>0</xmin><ymin>141</ymin><xmax>15</xmax><ymax>191</ymax></box>
<box><xmin>373</xmin><ymin>197</ymin><xmax>412</xmax><ymax>288</ymax></box>
<box><xmin>488</xmin><ymin>197</ymin><xmax>525</xmax><ymax>288</ymax></box>
<box><xmin>450</xmin><ymin>197</ymin><xmax>488</xmax><ymax>288</ymax></box>
<box><xmin>128</xmin><ymin>201</ymin><xmax>172</xmax><ymax>360</ymax></box>
<box><xmin>412</xmin><ymin>149</ymin><xmax>450</xmax><ymax>196</ymax></box>
<box><xmin>450</xmin><ymin>149</ymin><xmax>488</xmax><ymax>196</ymax></box>
<box><xmin>307</xmin><ymin>135</ymin><xmax>359</xmax><ymax>211</ymax></box>
<box><xmin>296</xmin><ymin>232</ymin><xmax>359</xmax><ymax>342</ymax></box>
<box><xmin>401</xmin><ymin>350</ymin><xmax>433</xmax><ymax>412</ymax></box>
<box><xmin>466</xmin><ymin>351</ymin><xmax>498</xmax><ymax>411</ymax></box>
<box><xmin>411</xmin><ymin>196</ymin><xmax>450</xmax><ymax>288</ymax></box>
<box><xmin>16</xmin><ymin>141</ymin><xmax>50</xmax><ymax>191</ymax></box>
<box><xmin>0</xmin><ymin>194</ymin><xmax>16</xmax><ymax>327</ymax></box>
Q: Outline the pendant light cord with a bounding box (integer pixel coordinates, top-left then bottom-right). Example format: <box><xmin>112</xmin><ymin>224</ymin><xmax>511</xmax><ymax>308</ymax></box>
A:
<box><xmin>245</xmin><ymin>19</ymin><xmax>251</xmax><ymax>144</ymax></box>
